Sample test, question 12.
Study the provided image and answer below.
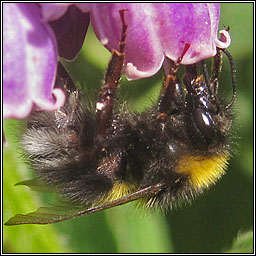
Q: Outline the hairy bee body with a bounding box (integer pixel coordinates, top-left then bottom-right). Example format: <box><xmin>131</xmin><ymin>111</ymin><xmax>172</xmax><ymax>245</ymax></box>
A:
<box><xmin>22</xmin><ymin>80</ymin><xmax>233</xmax><ymax>211</ymax></box>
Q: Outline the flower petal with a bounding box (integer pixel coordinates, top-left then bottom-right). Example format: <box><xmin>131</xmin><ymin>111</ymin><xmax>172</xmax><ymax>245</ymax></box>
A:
<box><xmin>90</xmin><ymin>3</ymin><xmax>164</xmax><ymax>80</ymax></box>
<box><xmin>40</xmin><ymin>3</ymin><xmax>71</xmax><ymax>21</ymax></box>
<box><xmin>40</xmin><ymin>3</ymin><xmax>91</xmax><ymax>21</ymax></box>
<box><xmin>216</xmin><ymin>29</ymin><xmax>231</xmax><ymax>49</ymax></box>
<box><xmin>3</xmin><ymin>3</ymin><xmax>65</xmax><ymax>120</ymax></box>
<box><xmin>154</xmin><ymin>3</ymin><xmax>219</xmax><ymax>64</ymax></box>
<box><xmin>49</xmin><ymin>5</ymin><xmax>90</xmax><ymax>60</ymax></box>
<box><xmin>90</xmin><ymin>3</ymin><xmax>223</xmax><ymax>80</ymax></box>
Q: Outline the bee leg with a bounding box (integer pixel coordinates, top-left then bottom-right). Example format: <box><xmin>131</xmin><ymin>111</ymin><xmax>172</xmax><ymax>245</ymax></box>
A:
<box><xmin>201</xmin><ymin>60</ymin><xmax>210</xmax><ymax>86</ymax></box>
<box><xmin>95</xmin><ymin>9</ymin><xmax>128</xmax><ymax>144</ymax></box>
<box><xmin>209</xmin><ymin>48</ymin><xmax>222</xmax><ymax>95</ymax></box>
<box><xmin>158</xmin><ymin>43</ymin><xmax>190</xmax><ymax>116</ymax></box>
<box><xmin>221</xmin><ymin>49</ymin><xmax>237</xmax><ymax>109</ymax></box>
<box><xmin>90</xmin><ymin>10</ymin><xmax>129</xmax><ymax>196</ymax></box>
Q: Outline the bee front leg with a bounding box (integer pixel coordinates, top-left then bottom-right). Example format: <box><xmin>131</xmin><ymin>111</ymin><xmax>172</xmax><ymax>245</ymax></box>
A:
<box><xmin>158</xmin><ymin>43</ymin><xmax>190</xmax><ymax>117</ymax></box>
<box><xmin>89</xmin><ymin>10</ymin><xmax>130</xmax><ymax>199</ymax></box>
<box><xmin>95</xmin><ymin>9</ymin><xmax>128</xmax><ymax>144</ymax></box>
<box><xmin>209</xmin><ymin>48</ymin><xmax>223</xmax><ymax>95</ymax></box>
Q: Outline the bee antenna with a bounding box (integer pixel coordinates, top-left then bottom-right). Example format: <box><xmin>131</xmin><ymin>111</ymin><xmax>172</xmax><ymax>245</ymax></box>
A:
<box><xmin>220</xmin><ymin>48</ymin><xmax>237</xmax><ymax>109</ymax></box>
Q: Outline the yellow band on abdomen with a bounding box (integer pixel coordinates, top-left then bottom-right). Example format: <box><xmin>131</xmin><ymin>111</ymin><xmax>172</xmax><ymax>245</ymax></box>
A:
<box><xmin>175</xmin><ymin>154</ymin><xmax>229</xmax><ymax>189</ymax></box>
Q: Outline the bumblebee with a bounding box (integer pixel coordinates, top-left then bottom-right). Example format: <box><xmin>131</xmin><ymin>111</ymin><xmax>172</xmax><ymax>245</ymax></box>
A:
<box><xmin>6</xmin><ymin>10</ymin><xmax>236</xmax><ymax>225</ymax></box>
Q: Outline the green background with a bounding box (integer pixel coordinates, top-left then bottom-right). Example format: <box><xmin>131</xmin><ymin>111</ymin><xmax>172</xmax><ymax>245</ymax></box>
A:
<box><xmin>3</xmin><ymin>3</ymin><xmax>253</xmax><ymax>253</ymax></box>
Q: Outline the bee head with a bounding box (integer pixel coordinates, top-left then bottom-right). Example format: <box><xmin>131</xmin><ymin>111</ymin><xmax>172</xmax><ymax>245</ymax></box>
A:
<box><xmin>182</xmin><ymin>49</ymin><xmax>236</xmax><ymax>151</ymax></box>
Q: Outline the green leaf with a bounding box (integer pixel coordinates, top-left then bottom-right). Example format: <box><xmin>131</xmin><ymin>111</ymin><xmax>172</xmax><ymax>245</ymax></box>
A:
<box><xmin>225</xmin><ymin>231</ymin><xmax>253</xmax><ymax>253</ymax></box>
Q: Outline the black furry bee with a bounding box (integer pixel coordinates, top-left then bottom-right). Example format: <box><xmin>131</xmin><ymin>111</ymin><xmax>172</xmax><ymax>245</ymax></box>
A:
<box><xmin>6</xmin><ymin>10</ymin><xmax>237</xmax><ymax>225</ymax></box>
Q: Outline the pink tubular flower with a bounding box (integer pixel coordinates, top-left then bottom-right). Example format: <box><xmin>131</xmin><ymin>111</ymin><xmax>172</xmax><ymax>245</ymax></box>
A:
<box><xmin>90</xmin><ymin>3</ymin><xmax>230</xmax><ymax>80</ymax></box>
<box><xmin>3</xmin><ymin>3</ymin><xmax>89</xmax><ymax>120</ymax></box>
<box><xmin>4</xmin><ymin>3</ymin><xmax>61</xmax><ymax>119</ymax></box>
<box><xmin>3</xmin><ymin>3</ymin><xmax>230</xmax><ymax>120</ymax></box>
<box><xmin>42</xmin><ymin>3</ymin><xmax>90</xmax><ymax>60</ymax></box>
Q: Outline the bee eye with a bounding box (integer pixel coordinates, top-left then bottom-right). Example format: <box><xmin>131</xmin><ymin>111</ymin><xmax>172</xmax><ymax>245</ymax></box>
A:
<box><xmin>193</xmin><ymin>108</ymin><xmax>217</xmax><ymax>140</ymax></box>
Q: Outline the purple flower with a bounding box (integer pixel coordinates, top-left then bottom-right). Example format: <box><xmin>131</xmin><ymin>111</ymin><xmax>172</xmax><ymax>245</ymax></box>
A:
<box><xmin>3</xmin><ymin>3</ymin><xmax>230</xmax><ymax>120</ymax></box>
<box><xmin>90</xmin><ymin>3</ymin><xmax>230</xmax><ymax>80</ymax></box>
<box><xmin>3</xmin><ymin>3</ymin><xmax>89</xmax><ymax>120</ymax></box>
<box><xmin>42</xmin><ymin>3</ymin><xmax>90</xmax><ymax>60</ymax></box>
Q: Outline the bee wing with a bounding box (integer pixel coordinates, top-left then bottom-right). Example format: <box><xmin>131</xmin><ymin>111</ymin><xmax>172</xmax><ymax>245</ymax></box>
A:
<box><xmin>5</xmin><ymin>183</ymin><xmax>164</xmax><ymax>225</ymax></box>
<box><xmin>5</xmin><ymin>205</ymin><xmax>85</xmax><ymax>225</ymax></box>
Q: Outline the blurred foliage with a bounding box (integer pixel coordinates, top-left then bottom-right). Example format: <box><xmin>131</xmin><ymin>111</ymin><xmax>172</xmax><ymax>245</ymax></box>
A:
<box><xmin>226</xmin><ymin>231</ymin><xmax>253</xmax><ymax>253</ymax></box>
<box><xmin>3</xmin><ymin>3</ymin><xmax>253</xmax><ymax>253</ymax></box>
